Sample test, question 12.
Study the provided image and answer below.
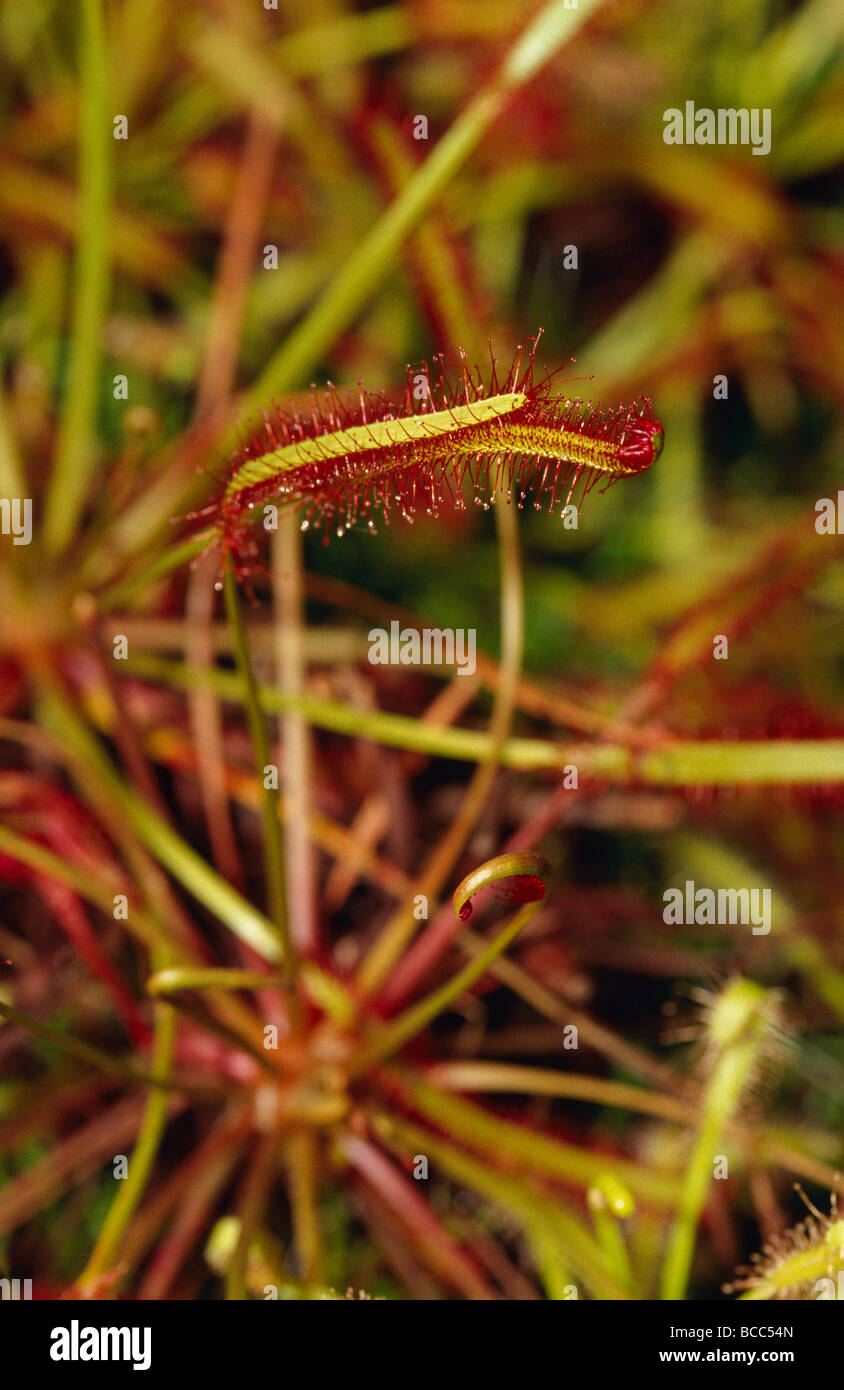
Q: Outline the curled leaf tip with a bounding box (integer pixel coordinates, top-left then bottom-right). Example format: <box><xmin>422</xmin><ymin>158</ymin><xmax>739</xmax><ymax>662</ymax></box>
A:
<box><xmin>452</xmin><ymin>851</ymin><xmax>553</xmax><ymax>921</ymax></box>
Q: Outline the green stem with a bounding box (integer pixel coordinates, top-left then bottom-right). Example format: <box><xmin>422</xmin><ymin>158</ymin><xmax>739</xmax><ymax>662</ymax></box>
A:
<box><xmin>37</xmin><ymin>687</ymin><xmax>286</xmax><ymax>964</ymax></box>
<box><xmin>147</xmin><ymin>966</ymin><xmax>282</xmax><ymax>995</ymax></box>
<box><xmin>429</xmin><ymin>1061</ymin><xmax>697</xmax><ymax>1125</ymax></box>
<box><xmin>120</xmin><ymin>654</ymin><xmax>844</xmax><ymax>785</ymax></box>
<box><xmin>0</xmin><ymin>999</ymin><xmax>173</xmax><ymax>1091</ymax></box>
<box><xmin>660</xmin><ymin>980</ymin><xmax>773</xmax><ymax>1300</ymax></box>
<box><xmin>390</xmin><ymin>1072</ymin><xmax>680</xmax><ymax>1206</ymax></box>
<box><xmin>223</xmin><ymin>565</ymin><xmax>292</xmax><ymax>968</ymax></box>
<box><xmin>242</xmin><ymin>0</ymin><xmax>601</xmax><ymax>418</ymax></box>
<box><xmin>44</xmin><ymin>0</ymin><xmax>111</xmax><ymax>554</ymax></box>
<box><xmin>356</xmin><ymin>488</ymin><xmax>526</xmax><ymax>994</ymax></box>
<box><xmin>530</xmin><ymin>1226</ymin><xmax>575</xmax><ymax>1301</ymax></box>
<box><xmin>225</xmin><ymin>1132</ymin><xmax>279</xmax><ymax>1301</ymax></box>
<box><xmin>286</xmin><ymin>1130</ymin><xmax>324</xmax><ymax>1285</ymax></box>
<box><xmin>353</xmin><ymin>898</ymin><xmax>541</xmax><ymax>1072</ymax></box>
<box><xmin>77</xmin><ymin>996</ymin><xmax>177</xmax><ymax>1289</ymax></box>
<box><xmin>588</xmin><ymin>1176</ymin><xmax>636</xmax><ymax>1298</ymax></box>
<box><xmin>0</xmin><ymin>380</ymin><xmax>24</xmax><ymax>497</ymax></box>
<box><xmin>590</xmin><ymin>1206</ymin><xmax>634</xmax><ymax>1297</ymax></box>
<box><xmin>95</xmin><ymin>533</ymin><xmax>211</xmax><ymax>613</ymax></box>
<box><xmin>371</xmin><ymin>1110</ymin><xmax>631</xmax><ymax>1301</ymax></box>
<box><xmin>273</xmin><ymin>515</ymin><xmax>317</xmax><ymax>956</ymax></box>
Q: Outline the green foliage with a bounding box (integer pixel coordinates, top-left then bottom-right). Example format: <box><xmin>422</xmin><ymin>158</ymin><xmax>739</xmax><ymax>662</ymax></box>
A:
<box><xmin>0</xmin><ymin>0</ymin><xmax>841</xmax><ymax>1303</ymax></box>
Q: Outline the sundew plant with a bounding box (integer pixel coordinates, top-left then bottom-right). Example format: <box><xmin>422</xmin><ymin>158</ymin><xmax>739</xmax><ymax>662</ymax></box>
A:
<box><xmin>0</xmin><ymin>0</ymin><xmax>842</xmax><ymax>1307</ymax></box>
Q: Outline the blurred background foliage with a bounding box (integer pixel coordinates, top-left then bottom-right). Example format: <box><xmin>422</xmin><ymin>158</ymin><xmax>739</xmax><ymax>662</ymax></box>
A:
<box><xmin>0</xmin><ymin>0</ymin><xmax>842</xmax><ymax>1300</ymax></box>
<box><xmin>2</xmin><ymin>0</ymin><xmax>842</xmax><ymax>648</ymax></box>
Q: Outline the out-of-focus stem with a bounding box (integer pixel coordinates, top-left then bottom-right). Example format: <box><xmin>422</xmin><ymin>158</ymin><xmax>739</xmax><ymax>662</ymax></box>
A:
<box><xmin>36</xmin><ymin>686</ymin><xmax>287</xmax><ymax>964</ymax></box>
<box><xmin>222</xmin><ymin>566</ymin><xmax>293</xmax><ymax>969</ymax></box>
<box><xmin>118</xmin><ymin>655</ymin><xmax>844</xmax><ymax>785</ymax></box>
<box><xmin>76</xmin><ymin>993</ymin><xmax>177</xmax><ymax>1292</ymax></box>
<box><xmin>353</xmin><ymin>896</ymin><xmax>540</xmax><ymax>1072</ymax></box>
<box><xmin>225</xmin><ymin>1131</ymin><xmax>279</xmax><ymax>1300</ymax></box>
<box><xmin>355</xmin><ymin>486</ymin><xmax>524</xmax><ymax>995</ymax></box>
<box><xmin>0</xmin><ymin>382</ymin><xmax>24</xmax><ymax>497</ymax></box>
<box><xmin>274</xmin><ymin>517</ymin><xmax>318</xmax><ymax>954</ymax></box>
<box><xmin>660</xmin><ymin>980</ymin><xmax>774</xmax><ymax>1300</ymax></box>
<box><xmin>244</xmin><ymin>0</ymin><xmax>601</xmax><ymax>418</ymax></box>
<box><xmin>286</xmin><ymin>1130</ymin><xmax>324</xmax><ymax>1285</ymax></box>
<box><xmin>44</xmin><ymin>0</ymin><xmax>110</xmax><ymax>554</ymax></box>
